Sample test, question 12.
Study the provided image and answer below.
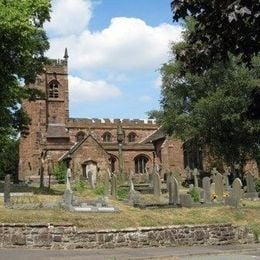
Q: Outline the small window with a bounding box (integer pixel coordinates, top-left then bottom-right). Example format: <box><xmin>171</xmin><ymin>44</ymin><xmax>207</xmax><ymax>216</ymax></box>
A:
<box><xmin>134</xmin><ymin>155</ymin><xmax>148</xmax><ymax>174</ymax></box>
<box><xmin>76</xmin><ymin>131</ymin><xmax>85</xmax><ymax>142</ymax></box>
<box><xmin>103</xmin><ymin>132</ymin><xmax>112</xmax><ymax>142</ymax></box>
<box><xmin>128</xmin><ymin>132</ymin><xmax>136</xmax><ymax>142</ymax></box>
<box><xmin>48</xmin><ymin>80</ymin><xmax>59</xmax><ymax>98</ymax></box>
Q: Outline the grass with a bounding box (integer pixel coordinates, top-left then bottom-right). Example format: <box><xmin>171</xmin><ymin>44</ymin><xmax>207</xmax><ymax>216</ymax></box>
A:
<box><xmin>0</xmin><ymin>183</ymin><xmax>259</xmax><ymax>231</ymax></box>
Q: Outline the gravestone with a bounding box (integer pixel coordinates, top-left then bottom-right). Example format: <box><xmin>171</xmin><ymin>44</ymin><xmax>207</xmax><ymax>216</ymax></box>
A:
<box><xmin>4</xmin><ymin>174</ymin><xmax>11</xmax><ymax>207</ymax></box>
<box><xmin>227</xmin><ymin>178</ymin><xmax>243</xmax><ymax>208</ymax></box>
<box><xmin>210</xmin><ymin>183</ymin><xmax>215</xmax><ymax>195</ymax></box>
<box><xmin>211</xmin><ymin>167</ymin><xmax>219</xmax><ymax>183</ymax></box>
<box><xmin>88</xmin><ymin>171</ymin><xmax>95</xmax><ymax>189</ymax></box>
<box><xmin>245</xmin><ymin>172</ymin><xmax>258</xmax><ymax>199</ymax></box>
<box><xmin>179</xmin><ymin>194</ymin><xmax>193</xmax><ymax>208</ymax></box>
<box><xmin>223</xmin><ymin>168</ymin><xmax>231</xmax><ymax>191</ymax></box>
<box><xmin>192</xmin><ymin>168</ymin><xmax>200</xmax><ymax>188</ymax></box>
<box><xmin>66</xmin><ymin>168</ymin><xmax>72</xmax><ymax>191</ymax></box>
<box><xmin>168</xmin><ymin>173</ymin><xmax>179</xmax><ymax>205</ymax></box>
<box><xmin>104</xmin><ymin>169</ymin><xmax>110</xmax><ymax>196</ymax></box>
<box><xmin>153</xmin><ymin>172</ymin><xmax>161</xmax><ymax>198</ymax></box>
<box><xmin>111</xmin><ymin>173</ymin><xmax>117</xmax><ymax>198</ymax></box>
<box><xmin>215</xmin><ymin>173</ymin><xmax>224</xmax><ymax>201</ymax></box>
<box><xmin>64</xmin><ymin>189</ymin><xmax>73</xmax><ymax>211</ymax></box>
<box><xmin>185</xmin><ymin>166</ymin><xmax>192</xmax><ymax>181</ymax></box>
<box><xmin>202</xmin><ymin>176</ymin><xmax>211</xmax><ymax>203</ymax></box>
<box><xmin>172</xmin><ymin>171</ymin><xmax>182</xmax><ymax>185</ymax></box>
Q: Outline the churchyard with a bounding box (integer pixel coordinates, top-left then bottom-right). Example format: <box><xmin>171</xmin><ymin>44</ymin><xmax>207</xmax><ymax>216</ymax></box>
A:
<box><xmin>0</xmin><ymin>168</ymin><xmax>260</xmax><ymax>236</ymax></box>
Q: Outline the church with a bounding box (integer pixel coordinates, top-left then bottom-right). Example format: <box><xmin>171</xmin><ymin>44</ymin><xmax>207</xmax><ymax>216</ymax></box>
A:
<box><xmin>19</xmin><ymin>51</ymin><xmax>202</xmax><ymax>182</ymax></box>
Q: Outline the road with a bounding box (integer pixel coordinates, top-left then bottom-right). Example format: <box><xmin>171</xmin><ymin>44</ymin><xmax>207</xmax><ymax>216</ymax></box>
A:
<box><xmin>0</xmin><ymin>244</ymin><xmax>259</xmax><ymax>259</ymax></box>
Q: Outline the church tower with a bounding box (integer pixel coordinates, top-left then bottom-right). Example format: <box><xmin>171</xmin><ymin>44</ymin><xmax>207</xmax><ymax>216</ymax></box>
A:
<box><xmin>19</xmin><ymin>49</ymin><xmax>70</xmax><ymax>180</ymax></box>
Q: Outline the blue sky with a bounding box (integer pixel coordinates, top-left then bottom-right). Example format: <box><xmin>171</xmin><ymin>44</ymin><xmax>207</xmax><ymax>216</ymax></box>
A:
<box><xmin>45</xmin><ymin>0</ymin><xmax>182</xmax><ymax>119</ymax></box>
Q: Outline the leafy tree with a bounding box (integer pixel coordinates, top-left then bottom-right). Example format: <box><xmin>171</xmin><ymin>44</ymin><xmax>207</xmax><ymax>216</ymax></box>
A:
<box><xmin>53</xmin><ymin>162</ymin><xmax>66</xmax><ymax>184</ymax></box>
<box><xmin>171</xmin><ymin>0</ymin><xmax>260</xmax><ymax>72</ymax></box>
<box><xmin>160</xmin><ymin>22</ymin><xmax>260</xmax><ymax>170</ymax></box>
<box><xmin>0</xmin><ymin>0</ymin><xmax>50</xmax><ymax>176</ymax></box>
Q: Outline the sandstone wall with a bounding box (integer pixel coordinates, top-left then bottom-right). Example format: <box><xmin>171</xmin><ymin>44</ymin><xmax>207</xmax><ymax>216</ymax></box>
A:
<box><xmin>0</xmin><ymin>223</ymin><xmax>255</xmax><ymax>249</ymax></box>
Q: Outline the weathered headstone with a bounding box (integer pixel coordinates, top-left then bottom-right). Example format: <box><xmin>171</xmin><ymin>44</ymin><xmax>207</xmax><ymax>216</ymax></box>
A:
<box><xmin>88</xmin><ymin>171</ymin><xmax>95</xmax><ymax>189</ymax></box>
<box><xmin>153</xmin><ymin>172</ymin><xmax>161</xmax><ymax>198</ymax></box>
<box><xmin>66</xmin><ymin>168</ymin><xmax>72</xmax><ymax>191</ymax></box>
<box><xmin>180</xmin><ymin>194</ymin><xmax>193</xmax><ymax>208</ymax></box>
<box><xmin>111</xmin><ymin>173</ymin><xmax>117</xmax><ymax>198</ymax></box>
<box><xmin>210</xmin><ymin>182</ymin><xmax>215</xmax><ymax>195</ymax></box>
<box><xmin>192</xmin><ymin>168</ymin><xmax>200</xmax><ymax>188</ymax></box>
<box><xmin>227</xmin><ymin>178</ymin><xmax>243</xmax><ymax>208</ymax></box>
<box><xmin>168</xmin><ymin>173</ymin><xmax>179</xmax><ymax>205</ymax></box>
<box><xmin>211</xmin><ymin>167</ymin><xmax>219</xmax><ymax>183</ymax></box>
<box><xmin>215</xmin><ymin>172</ymin><xmax>224</xmax><ymax>201</ymax></box>
<box><xmin>245</xmin><ymin>172</ymin><xmax>258</xmax><ymax>199</ymax></box>
<box><xmin>4</xmin><ymin>174</ymin><xmax>11</xmax><ymax>207</ymax></box>
<box><xmin>202</xmin><ymin>176</ymin><xmax>211</xmax><ymax>203</ymax></box>
<box><xmin>223</xmin><ymin>168</ymin><xmax>231</xmax><ymax>191</ymax></box>
<box><xmin>185</xmin><ymin>166</ymin><xmax>192</xmax><ymax>181</ymax></box>
<box><xmin>64</xmin><ymin>189</ymin><xmax>73</xmax><ymax>210</ymax></box>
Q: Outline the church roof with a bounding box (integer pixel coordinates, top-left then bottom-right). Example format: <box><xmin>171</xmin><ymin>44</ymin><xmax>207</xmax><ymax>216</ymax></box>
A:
<box><xmin>46</xmin><ymin>124</ymin><xmax>69</xmax><ymax>138</ymax></box>
<box><xmin>142</xmin><ymin>126</ymin><xmax>166</xmax><ymax>143</ymax></box>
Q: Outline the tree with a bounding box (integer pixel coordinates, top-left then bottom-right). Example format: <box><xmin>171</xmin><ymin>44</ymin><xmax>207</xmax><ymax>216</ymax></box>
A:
<box><xmin>171</xmin><ymin>0</ymin><xmax>260</xmax><ymax>72</ymax></box>
<box><xmin>0</xmin><ymin>0</ymin><xmax>50</xmax><ymax>176</ymax></box>
<box><xmin>159</xmin><ymin>23</ymin><xmax>260</xmax><ymax>170</ymax></box>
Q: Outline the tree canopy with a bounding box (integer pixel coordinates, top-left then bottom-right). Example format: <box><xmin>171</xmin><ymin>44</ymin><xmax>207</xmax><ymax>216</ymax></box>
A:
<box><xmin>0</xmin><ymin>0</ymin><xmax>51</xmax><ymax>177</ymax></box>
<box><xmin>171</xmin><ymin>0</ymin><xmax>260</xmax><ymax>72</ymax></box>
<box><xmin>159</xmin><ymin>19</ymin><xmax>260</xmax><ymax>169</ymax></box>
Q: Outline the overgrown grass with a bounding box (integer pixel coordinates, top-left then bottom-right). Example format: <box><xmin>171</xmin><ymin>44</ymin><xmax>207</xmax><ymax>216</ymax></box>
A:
<box><xmin>0</xmin><ymin>183</ymin><xmax>259</xmax><ymax>231</ymax></box>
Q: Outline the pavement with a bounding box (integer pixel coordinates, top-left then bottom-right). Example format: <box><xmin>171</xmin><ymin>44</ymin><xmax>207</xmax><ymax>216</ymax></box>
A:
<box><xmin>0</xmin><ymin>243</ymin><xmax>259</xmax><ymax>260</ymax></box>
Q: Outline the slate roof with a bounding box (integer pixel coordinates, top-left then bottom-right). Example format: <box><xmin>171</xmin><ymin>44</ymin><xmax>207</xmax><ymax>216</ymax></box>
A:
<box><xmin>142</xmin><ymin>126</ymin><xmax>166</xmax><ymax>144</ymax></box>
<box><xmin>46</xmin><ymin>124</ymin><xmax>69</xmax><ymax>138</ymax></box>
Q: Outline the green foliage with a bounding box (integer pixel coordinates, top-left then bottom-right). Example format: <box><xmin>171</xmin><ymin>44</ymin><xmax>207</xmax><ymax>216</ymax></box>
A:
<box><xmin>256</xmin><ymin>179</ymin><xmax>260</xmax><ymax>193</ymax></box>
<box><xmin>189</xmin><ymin>187</ymin><xmax>200</xmax><ymax>202</ymax></box>
<box><xmin>117</xmin><ymin>187</ymin><xmax>129</xmax><ymax>201</ymax></box>
<box><xmin>53</xmin><ymin>162</ymin><xmax>66</xmax><ymax>184</ymax></box>
<box><xmin>171</xmin><ymin>1</ymin><xmax>260</xmax><ymax>71</ymax></box>
<box><xmin>0</xmin><ymin>0</ymin><xmax>50</xmax><ymax>148</ymax></box>
<box><xmin>73</xmin><ymin>180</ymin><xmax>86</xmax><ymax>194</ymax></box>
<box><xmin>93</xmin><ymin>184</ymin><xmax>105</xmax><ymax>196</ymax></box>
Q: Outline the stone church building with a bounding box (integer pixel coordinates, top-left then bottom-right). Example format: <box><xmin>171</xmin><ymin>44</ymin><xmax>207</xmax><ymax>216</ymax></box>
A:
<box><xmin>19</xmin><ymin>53</ymin><xmax>200</xmax><ymax>182</ymax></box>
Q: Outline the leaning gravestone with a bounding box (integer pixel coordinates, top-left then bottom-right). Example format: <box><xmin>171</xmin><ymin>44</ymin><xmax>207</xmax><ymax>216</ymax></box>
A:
<box><xmin>4</xmin><ymin>174</ymin><xmax>11</xmax><ymax>207</ymax></box>
<box><xmin>202</xmin><ymin>176</ymin><xmax>211</xmax><ymax>203</ymax></box>
<box><xmin>168</xmin><ymin>173</ymin><xmax>179</xmax><ymax>205</ymax></box>
<box><xmin>215</xmin><ymin>172</ymin><xmax>224</xmax><ymax>201</ymax></box>
<box><xmin>153</xmin><ymin>172</ymin><xmax>161</xmax><ymax>199</ymax></box>
<box><xmin>111</xmin><ymin>173</ymin><xmax>117</xmax><ymax>198</ymax></box>
<box><xmin>227</xmin><ymin>178</ymin><xmax>243</xmax><ymax>208</ymax></box>
<box><xmin>245</xmin><ymin>172</ymin><xmax>258</xmax><ymax>200</ymax></box>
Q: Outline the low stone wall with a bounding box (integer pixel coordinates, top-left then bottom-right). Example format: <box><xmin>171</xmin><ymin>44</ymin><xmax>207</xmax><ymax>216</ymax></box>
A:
<box><xmin>0</xmin><ymin>223</ymin><xmax>256</xmax><ymax>249</ymax></box>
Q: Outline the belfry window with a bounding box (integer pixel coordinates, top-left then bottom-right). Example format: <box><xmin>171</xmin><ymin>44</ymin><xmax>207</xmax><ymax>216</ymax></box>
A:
<box><xmin>134</xmin><ymin>155</ymin><xmax>148</xmax><ymax>174</ymax></box>
<box><xmin>102</xmin><ymin>132</ymin><xmax>112</xmax><ymax>142</ymax></box>
<box><xmin>128</xmin><ymin>132</ymin><xmax>136</xmax><ymax>142</ymax></box>
<box><xmin>48</xmin><ymin>80</ymin><xmax>59</xmax><ymax>98</ymax></box>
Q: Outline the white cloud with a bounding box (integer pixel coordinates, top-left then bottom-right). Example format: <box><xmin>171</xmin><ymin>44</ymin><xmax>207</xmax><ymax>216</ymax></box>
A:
<box><xmin>69</xmin><ymin>75</ymin><xmax>121</xmax><ymax>103</ymax></box>
<box><xmin>139</xmin><ymin>95</ymin><xmax>153</xmax><ymax>103</ymax></box>
<box><xmin>45</xmin><ymin>0</ymin><xmax>92</xmax><ymax>36</ymax></box>
<box><xmin>154</xmin><ymin>75</ymin><xmax>162</xmax><ymax>89</ymax></box>
<box><xmin>47</xmin><ymin>17</ymin><xmax>183</xmax><ymax>71</ymax></box>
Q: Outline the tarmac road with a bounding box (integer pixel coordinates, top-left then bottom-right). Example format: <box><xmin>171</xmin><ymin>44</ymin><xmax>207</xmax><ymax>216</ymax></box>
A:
<box><xmin>0</xmin><ymin>244</ymin><xmax>259</xmax><ymax>260</ymax></box>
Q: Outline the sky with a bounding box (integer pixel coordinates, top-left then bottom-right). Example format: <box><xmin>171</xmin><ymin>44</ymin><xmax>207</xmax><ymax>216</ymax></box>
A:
<box><xmin>44</xmin><ymin>0</ymin><xmax>183</xmax><ymax>119</ymax></box>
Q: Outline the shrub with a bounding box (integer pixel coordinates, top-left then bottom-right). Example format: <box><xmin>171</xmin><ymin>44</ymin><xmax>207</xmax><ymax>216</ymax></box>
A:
<box><xmin>117</xmin><ymin>186</ymin><xmax>129</xmax><ymax>201</ymax></box>
<box><xmin>189</xmin><ymin>187</ymin><xmax>200</xmax><ymax>202</ymax></box>
<box><xmin>73</xmin><ymin>180</ymin><xmax>86</xmax><ymax>193</ymax></box>
<box><xmin>93</xmin><ymin>184</ymin><xmax>105</xmax><ymax>196</ymax></box>
<box><xmin>53</xmin><ymin>162</ymin><xmax>66</xmax><ymax>184</ymax></box>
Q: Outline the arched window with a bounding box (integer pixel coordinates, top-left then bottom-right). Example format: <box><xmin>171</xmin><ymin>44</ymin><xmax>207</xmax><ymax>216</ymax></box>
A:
<box><xmin>109</xmin><ymin>154</ymin><xmax>117</xmax><ymax>173</ymax></box>
<box><xmin>134</xmin><ymin>155</ymin><xmax>149</xmax><ymax>174</ymax></box>
<box><xmin>128</xmin><ymin>132</ymin><xmax>136</xmax><ymax>142</ymax></box>
<box><xmin>102</xmin><ymin>132</ymin><xmax>112</xmax><ymax>142</ymax></box>
<box><xmin>48</xmin><ymin>80</ymin><xmax>59</xmax><ymax>98</ymax></box>
<box><xmin>76</xmin><ymin>131</ymin><xmax>85</xmax><ymax>142</ymax></box>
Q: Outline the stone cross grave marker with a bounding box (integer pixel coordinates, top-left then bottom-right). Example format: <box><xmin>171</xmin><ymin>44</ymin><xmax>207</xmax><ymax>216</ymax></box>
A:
<box><xmin>215</xmin><ymin>172</ymin><xmax>224</xmax><ymax>201</ymax></box>
<box><xmin>245</xmin><ymin>172</ymin><xmax>258</xmax><ymax>200</ymax></box>
<box><xmin>211</xmin><ymin>167</ymin><xmax>219</xmax><ymax>183</ymax></box>
<box><xmin>153</xmin><ymin>171</ymin><xmax>161</xmax><ymax>199</ymax></box>
<box><xmin>185</xmin><ymin>166</ymin><xmax>192</xmax><ymax>181</ymax></box>
<box><xmin>228</xmin><ymin>178</ymin><xmax>243</xmax><ymax>208</ymax></box>
<box><xmin>66</xmin><ymin>168</ymin><xmax>72</xmax><ymax>191</ymax></box>
<box><xmin>223</xmin><ymin>168</ymin><xmax>231</xmax><ymax>191</ymax></box>
<box><xmin>4</xmin><ymin>174</ymin><xmax>11</xmax><ymax>207</ymax></box>
<box><xmin>192</xmin><ymin>168</ymin><xmax>200</xmax><ymax>188</ymax></box>
<box><xmin>202</xmin><ymin>176</ymin><xmax>211</xmax><ymax>203</ymax></box>
<box><xmin>168</xmin><ymin>173</ymin><xmax>179</xmax><ymax>205</ymax></box>
<box><xmin>111</xmin><ymin>173</ymin><xmax>117</xmax><ymax>198</ymax></box>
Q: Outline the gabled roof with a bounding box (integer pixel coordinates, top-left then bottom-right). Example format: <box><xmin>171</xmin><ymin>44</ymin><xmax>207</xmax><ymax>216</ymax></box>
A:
<box><xmin>59</xmin><ymin>134</ymin><xmax>107</xmax><ymax>161</ymax></box>
<box><xmin>142</xmin><ymin>126</ymin><xmax>167</xmax><ymax>144</ymax></box>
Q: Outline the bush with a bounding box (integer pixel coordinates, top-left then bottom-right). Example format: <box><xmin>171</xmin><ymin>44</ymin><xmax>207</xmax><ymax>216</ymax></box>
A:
<box><xmin>93</xmin><ymin>184</ymin><xmax>105</xmax><ymax>196</ymax></box>
<box><xmin>73</xmin><ymin>180</ymin><xmax>86</xmax><ymax>193</ymax></box>
<box><xmin>189</xmin><ymin>187</ymin><xmax>200</xmax><ymax>202</ymax></box>
<box><xmin>117</xmin><ymin>187</ymin><xmax>129</xmax><ymax>201</ymax></box>
<box><xmin>53</xmin><ymin>162</ymin><xmax>66</xmax><ymax>184</ymax></box>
